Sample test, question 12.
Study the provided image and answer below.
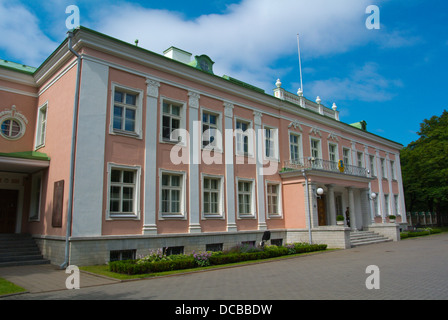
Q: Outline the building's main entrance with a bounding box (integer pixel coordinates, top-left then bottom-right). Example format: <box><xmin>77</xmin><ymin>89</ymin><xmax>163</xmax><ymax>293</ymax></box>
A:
<box><xmin>0</xmin><ymin>189</ymin><xmax>18</xmax><ymax>233</ymax></box>
<box><xmin>317</xmin><ymin>195</ymin><xmax>327</xmax><ymax>226</ymax></box>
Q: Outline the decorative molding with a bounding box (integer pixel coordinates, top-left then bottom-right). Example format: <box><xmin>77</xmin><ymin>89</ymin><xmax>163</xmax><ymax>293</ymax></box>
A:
<box><xmin>253</xmin><ymin>111</ymin><xmax>262</xmax><ymax>126</ymax></box>
<box><xmin>327</xmin><ymin>132</ymin><xmax>339</xmax><ymax>142</ymax></box>
<box><xmin>224</xmin><ymin>102</ymin><xmax>234</xmax><ymax>118</ymax></box>
<box><xmin>146</xmin><ymin>79</ymin><xmax>160</xmax><ymax>98</ymax></box>
<box><xmin>309</xmin><ymin>127</ymin><xmax>321</xmax><ymax>137</ymax></box>
<box><xmin>188</xmin><ymin>91</ymin><xmax>200</xmax><ymax>109</ymax></box>
<box><xmin>288</xmin><ymin>120</ymin><xmax>303</xmax><ymax>131</ymax></box>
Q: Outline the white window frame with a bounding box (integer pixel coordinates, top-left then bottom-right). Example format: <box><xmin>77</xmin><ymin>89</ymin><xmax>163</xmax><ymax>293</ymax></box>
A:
<box><xmin>342</xmin><ymin>147</ymin><xmax>351</xmax><ymax>166</ymax></box>
<box><xmin>200</xmin><ymin>108</ymin><xmax>223</xmax><ymax>152</ymax></box>
<box><xmin>35</xmin><ymin>102</ymin><xmax>48</xmax><ymax>149</ymax></box>
<box><xmin>265</xmin><ymin>180</ymin><xmax>282</xmax><ymax>218</ymax></box>
<box><xmin>236</xmin><ymin>177</ymin><xmax>256</xmax><ymax>219</ymax></box>
<box><xmin>369</xmin><ymin>155</ymin><xmax>376</xmax><ymax>177</ymax></box>
<box><xmin>263</xmin><ymin>125</ymin><xmax>279</xmax><ymax>161</ymax></box>
<box><xmin>234</xmin><ymin>117</ymin><xmax>254</xmax><ymax>157</ymax></box>
<box><xmin>106</xmin><ymin>163</ymin><xmax>141</xmax><ymax>220</ymax></box>
<box><xmin>160</xmin><ymin>97</ymin><xmax>187</xmax><ymax>146</ymax></box>
<box><xmin>201</xmin><ymin>173</ymin><xmax>224</xmax><ymax>219</ymax></box>
<box><xmin>390</xmin><ymin>160</ymin><xmax>396</xmax><ymax>180</ymax></box>
<box><xmin>110</xmin><ymin>83</ymin><xmax>143</xmax><ymax>139</ymax></box>
<box><xmin>159</xmin><ymin>169</ymin><xmax>187</xmax><ymax>219</ymax></box>
<box><xmin>289</xmin><ymin>131</ymin><xmax>303</xmax><ymax>164</ymax></box>
<box><xmin>381</xmin><ymin>158</ymin><xmax>387</xmax><ymax>179</ymax></box>
<box><xmin>310</xmin><ymin>137</ymin><xmax>322</xmax><ymax>159</ymax></box>
<box><xmin>357</xmin><ymin>151</ymin><xmax>364</xmax><ymax>168</ymax></box>
<box><xmin>29</xmin><ymin>171</ymin><xmax>43</xmax><ymax>221</ymax></box>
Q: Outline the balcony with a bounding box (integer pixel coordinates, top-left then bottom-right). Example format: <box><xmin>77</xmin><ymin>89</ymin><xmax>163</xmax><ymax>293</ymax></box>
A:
<box><xmin>280</xmin><ymin>158</ymin><xmax>368</xmax><ymax>178</ymax></box>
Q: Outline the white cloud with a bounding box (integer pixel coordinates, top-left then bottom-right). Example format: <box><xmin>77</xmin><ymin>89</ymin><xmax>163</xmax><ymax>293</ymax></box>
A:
<box><xmin>90</xmin><ymin>0</ymin><xmax>375</xmax><ymax>90</ymax></box>
<box><xmin>306</xmin><ymin>62</ymin><xmax>403</xmax><ymax>103</ymax></box>
<box><xmin>0</xmin><ymin>0</ymin><xmax>59</xmax><ymax>67</ymax></box>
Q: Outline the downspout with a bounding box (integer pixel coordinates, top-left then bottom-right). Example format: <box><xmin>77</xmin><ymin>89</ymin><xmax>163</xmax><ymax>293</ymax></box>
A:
<box><xmin>302</xmin><ymin>169</ymin><xmax>313</xmax><ymax>244</ymax></box>
<box><xmin>60</xmin><ymin>29</ymin><xmax>81</xmax><ymax>269</ymax></box>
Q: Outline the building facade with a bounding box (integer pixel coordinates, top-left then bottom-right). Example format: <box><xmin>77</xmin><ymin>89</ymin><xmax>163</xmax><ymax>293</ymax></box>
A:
<box><xmin>0</xmin><ymin>27</ymin><xmax>405</xmax><ymax>266</ymax></box>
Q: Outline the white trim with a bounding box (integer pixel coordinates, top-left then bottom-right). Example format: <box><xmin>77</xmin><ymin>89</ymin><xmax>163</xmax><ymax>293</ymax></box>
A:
<box><xmin>109</xmin><ymin>82</ymin><xmax>144</xmax><ymax>139</ymax></box>
<box><xmin>288</xmin><ymin>130</ymin><xmax>303</xmax><ymax>163</ymax></box>
<box><xmin>265</xmin><ymin>180</ymin><xmax>283</xmax><ymax>219</ymax></box>
<box><xmin>106</xmin><ymin>163</ymin><xmax>141</xmax><ymax>220</ymax></box>
<box><xmin>236</xmin><ymin>177</ymin><xmax>256</xmax><ymax>219</ymax></box>
<box><xmin>200</xmin><ymin>107</ymin><xmax>223</xmax><ymax>152</ymax></box>
<box><xmin>262</xmin><ymin>125</ymin><xmax>279</xmax><ymax>161</ymax></box>
<box><xmin>201</xmin><ymin>173</ymin><xmax>225</xmax><ymax>220</ymax></box>
<box><xmin>34</xmin><ymin>102</ymin><xmax>48</xmax><ymax>150</ymax></box>
<box><xmin>159</xmin><ymin>96</ymin><xmax>187</xmax><ymax>146</ymax></box>
<box><xmin>328</xmin><ymin>141</ymin><xmax>339</xmax><ymax>163</ymax></box>
<box><xmin>234</xmin><ymin>116</ymin><xmax>254</xmax><ymax>158</ymax></box>
<box><xmin>0</xmin><ymin>86</ymin><xmax>37</xmax><ymax>98</ymax></box>
<box><xmin>158</xmin><ymin>169</ymin><xmax>187</xmax><ymax>220</ymax></box>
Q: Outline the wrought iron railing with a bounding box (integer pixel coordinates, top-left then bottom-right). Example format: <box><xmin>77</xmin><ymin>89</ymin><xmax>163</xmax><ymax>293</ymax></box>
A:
<box><xmin>281</xmin><ymin>158</ymin><xmax>368</xmax><ymax>177</ymax></box>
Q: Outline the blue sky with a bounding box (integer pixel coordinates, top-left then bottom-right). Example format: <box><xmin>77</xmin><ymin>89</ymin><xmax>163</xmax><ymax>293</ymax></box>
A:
<box><xmin>1</xmin><ymin>0</ymin><xmax>447</xmax><ymax>147</ymax></box>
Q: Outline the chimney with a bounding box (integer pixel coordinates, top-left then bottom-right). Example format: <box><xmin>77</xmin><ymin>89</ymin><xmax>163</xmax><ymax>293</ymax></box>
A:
<box><xmin>163</xmin><ymin>47</ymin><xmax>192</xmax><ymax>64</ymax></box>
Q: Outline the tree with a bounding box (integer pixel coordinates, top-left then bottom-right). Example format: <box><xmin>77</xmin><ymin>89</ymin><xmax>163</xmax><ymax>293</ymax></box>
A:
<box><xmin>400</xmin><ymin>110</ymin><xmax>448</xmax><ymax>225</ymax></box>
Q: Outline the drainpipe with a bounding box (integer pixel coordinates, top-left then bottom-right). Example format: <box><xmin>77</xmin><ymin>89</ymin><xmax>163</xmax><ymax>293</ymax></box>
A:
<box><xmin>302</xmin><ymin>169</ymin><xmax>313</xmax><ymax>244</ymax></box>
<box><xmin>60</xmin><ymin>29</ymin><xmax>81</xmax><ymax>269</ymax></box>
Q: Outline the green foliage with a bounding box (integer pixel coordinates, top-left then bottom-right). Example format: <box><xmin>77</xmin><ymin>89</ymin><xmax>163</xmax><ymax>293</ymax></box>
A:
<box><xmin>108</xmin><ymin>243</ymin><xmax>327</xmax><ymax>275</ymax></box>
<box><xmin>401</xmin><ymin>110</ymin><xmax>448</xmax><ymax>214</ymax></box>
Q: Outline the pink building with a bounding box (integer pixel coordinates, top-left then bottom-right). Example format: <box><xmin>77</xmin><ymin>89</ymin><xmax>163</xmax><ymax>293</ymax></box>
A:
<box><xmin>0</xmin><ymin>27</ymin><xmax>405</xmax><ymax>266</ymax></box>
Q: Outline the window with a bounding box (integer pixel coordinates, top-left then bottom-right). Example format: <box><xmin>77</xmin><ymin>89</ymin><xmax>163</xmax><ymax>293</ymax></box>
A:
<box><xmin>202</xmin><ymin>111</ymin><xmax>221</xmax><ymax>150</ymax></box>
<box><xmin>369</xmin><ymin>155</ymin><xmax>375</xmax><ymax>176</ymax></box>
<box><xmin>289</xmin><ymin>133</ymin><xmax>301</xmax><ymax>164</ymax></box>
<box><xmin>384</xmin><ymin>194</ymin><xmax>390</xmax><ymax>215</ymax></box>
<box><xmin>310</xmin><ymin>139</ymin><xmax>320</xmax><ymax>159</ymax></box>
<box><xmin>237</xmin><ymin>179</ymin><xmax>254</xmax><ymax>217</ymax></box>
<box><xmin>113</xmin><ymin>89</ymin><xmax>139</xmax><ymax>134</ymax></box>
<box><xmin>381</xmin><ymin>158</ymin><xmax>387</xmax><ymax>179</ymax></box>
<box><xmin>394</xmin><ymin>195</ymin><xmax>399</xmax><ymax>215</ymax></box>
<box><xmin>357</xmin><ymin>152</ymin><xmax>364</xmax><ymax>168</ymax></box>
<box><xmin>235</xmin><ymin>119</ymin><xmax>251</xmax><ymax>156</ymax></box>
<box><xmin>263</xmin><ymin>126</ymin><xmax>278</xmax><ymax>159</ymax></box>
<box><xmin>202</xmin><ymin>176</ymin><xmax>223</xmax><ymax>218</ymax></box>
<box><xmin>206</xmin><ymin>243</ymin><xmax>223</xmax><ymax>252</ymax></box>
<box><xmin>390</xmin><ymin>160</ymin><xmax>396</xmax><ymax>180</ymax></box>
<box><xmin>0</xmin><ymin>119</ymin><xmax>22</xmax><ymax>140</ymax></box>
<box><xmin>343</xmin><ymin>148</ymin><xmax>351</xmax><ymax>166</ymax></box>
<box><xmin>162</xmin><ymin>102</ymin><xmax>182</xmax><ymax>142</ymax></box>
<box><xmin>29</xmin><ymin>172</ymin><xmax>42</xmax><ymax>221</ymax></box>
<box><xmin>110</xmin><ymin>250</ymin><xmax>136</xmax><ymax>262</ymax></box>
<box><xmin>160</xmin><ymin>171</ymin><xmax>185</xmax><ymax>218</ymax></box>
<box><xmin>108</xmin><ymin>165</ymin><xmax>140</xmax><ymax>218</ymax></box>
<box><xmin>373</xmin><ymin>198</ymin><xmax>379</xmax><ymax>216</ymax></box>
<box><xmin>329</xmin><ymin>144</ymin><xmax>337</xmax><ymax>162</ymax></box>
<box><xmin>266</xmin><ymin>183</ymin><xmax>281</xmax><ymax>217</ymax></box>
<box><xmin>35</xmin><ymin>104</ymin><xmax>47</xmax><ymax>148</ymax></box>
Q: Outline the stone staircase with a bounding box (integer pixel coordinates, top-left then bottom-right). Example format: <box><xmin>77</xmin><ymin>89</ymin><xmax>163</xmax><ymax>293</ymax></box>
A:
<box><xmin>0</xmin><ymin>234</ymin><xmax>50</xmax><ymax>267</ymax></box>
<box><xmin>350</xmin><ymin>230</ymin><xmax>392</xmax><ymax>247</ymax></box>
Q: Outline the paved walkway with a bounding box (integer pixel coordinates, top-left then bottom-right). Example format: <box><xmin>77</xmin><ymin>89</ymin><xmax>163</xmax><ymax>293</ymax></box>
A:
<box><xmin>1</xmin><ymin>232</ymin><xmax>448</xmax><ymax>300</ymax></box>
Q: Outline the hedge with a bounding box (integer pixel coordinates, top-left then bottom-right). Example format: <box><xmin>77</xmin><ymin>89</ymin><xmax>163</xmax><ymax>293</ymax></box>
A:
<box><xmin>109</xmin><ymin>243</ymin><xmax>327</xmax><ymax>275</ymax></box>
<box><xmin>400</xmin><ymin>228</ymin><xmax>442</xmax><ymax>239</ymax></box>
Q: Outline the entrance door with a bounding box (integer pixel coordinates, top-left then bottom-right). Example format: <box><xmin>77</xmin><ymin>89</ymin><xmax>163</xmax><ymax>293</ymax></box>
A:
<box><xmin>317</xmin><ymin>195</ymin><xmax>327</xmax><ymax>226</ymax></box>
<box><xmin>0</xmin><ymin>189</ymin><xmax>18</xmax><ymax>233</ymax></box>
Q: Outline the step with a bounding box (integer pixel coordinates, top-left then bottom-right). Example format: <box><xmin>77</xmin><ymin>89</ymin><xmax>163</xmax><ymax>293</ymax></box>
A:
<box><xmin>0</xmin><ymin>234</ymin><xmax>50</xmax><ymax>268</ymax></box>
<box><xmin>350</xmin><ymin>231</ymin><xmax>392</xmax><ymax>247</ymax></box>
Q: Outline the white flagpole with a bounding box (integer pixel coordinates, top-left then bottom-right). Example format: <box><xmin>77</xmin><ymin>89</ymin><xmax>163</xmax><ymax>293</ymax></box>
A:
<box><xmin>297</xmin><ymin>33</ymin><xmax>303</xmax><ymax>93</ymax></box>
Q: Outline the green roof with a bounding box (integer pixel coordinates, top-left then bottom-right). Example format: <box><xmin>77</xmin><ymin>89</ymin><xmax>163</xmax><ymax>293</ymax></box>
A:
<box><xmin>0</xmin><ymin>151</ymin><xmax>50</xmax><ymax>161</ymax></box>
<box><xmin>0</xmin><ymin>59</ymin><xmax>37</xmax><ymax>75</ymax></box>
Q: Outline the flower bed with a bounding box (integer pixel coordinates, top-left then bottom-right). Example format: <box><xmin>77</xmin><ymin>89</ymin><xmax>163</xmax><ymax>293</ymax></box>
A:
<box><xmin>109</xmin><ymin>243</ymin><xmax>327</xmax><ymax>275</ymax></box>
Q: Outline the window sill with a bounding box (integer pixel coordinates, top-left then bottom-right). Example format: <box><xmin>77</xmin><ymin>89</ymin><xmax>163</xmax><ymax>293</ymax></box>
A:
<box><xmin>111</xmin><ymin>129</ymin><xmax>142</xmax><ymax>139</ymax></box>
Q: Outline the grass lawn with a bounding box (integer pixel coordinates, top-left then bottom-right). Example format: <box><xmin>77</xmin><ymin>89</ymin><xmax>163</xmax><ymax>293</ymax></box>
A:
<box><xmin>80</xmin><ymin>249</ymin><xmax>331</xmax><ymax>281</ymax></box>
<box><xmin>0</xmin><ymin>278</ymin><xmax>26</xmax><ymax>296</ymax></box>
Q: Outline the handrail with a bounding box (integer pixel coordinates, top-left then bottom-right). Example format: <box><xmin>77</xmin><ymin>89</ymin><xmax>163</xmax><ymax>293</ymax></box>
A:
<box><xmin>282</xmin><ymin>158</ymin><xmax>368</xmax><ymax>177</ymax></box>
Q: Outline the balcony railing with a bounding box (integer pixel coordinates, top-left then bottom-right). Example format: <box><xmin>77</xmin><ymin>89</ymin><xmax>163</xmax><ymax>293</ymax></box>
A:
<box><xmin>281</xmin><ymin>158</ymin><xmax>368</xmax><ymax>178</ymax></box>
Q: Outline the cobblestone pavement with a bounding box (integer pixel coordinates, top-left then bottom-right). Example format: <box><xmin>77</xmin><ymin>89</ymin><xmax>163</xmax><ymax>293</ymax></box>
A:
<box><xmin>2</xmin><ymin>232</ymin><xmax>448</xmax><ymax>300</ymax></box>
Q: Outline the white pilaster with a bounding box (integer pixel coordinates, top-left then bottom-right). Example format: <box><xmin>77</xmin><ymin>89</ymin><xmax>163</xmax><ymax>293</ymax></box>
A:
<box><xmin>253</xmin><ymin>111</ymin><xmax>267</xmax><ymax>230</ymax></box>
<box><xmin>394</xmin><ymin>153</ymin><xmax>407</xmax><ymax>223</ymax></box>
<box><xmin>142</xmin><ymin>79</ymin><xmax>160</xmax><ymax>235</ymax></box>
<box><xmin>188</xmin><ymin>91</ymin><xmax>201</xmax><ymax>233</ymax></box>
<box><xmin>347</xmin><ymin>187</ymin><xmax>357</xmax><ymax>231</ymax></box>
<box><xmin>224</xmin><ymin>102</ymin><xmax>237</xmax><ymax>232</ymax></box>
